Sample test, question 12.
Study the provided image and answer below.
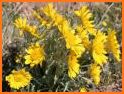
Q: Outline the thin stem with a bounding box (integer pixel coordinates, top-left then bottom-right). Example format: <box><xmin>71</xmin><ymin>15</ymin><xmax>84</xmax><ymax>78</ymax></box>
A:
<box><xmin>63</xmin><ymin>81</ymin><xmax>69</xmax><ymax>92</ymax></box>
<box><xmin>97</xmin><ymin>3</ymin><xmax>114</xmax><ymax>27</ymax></box>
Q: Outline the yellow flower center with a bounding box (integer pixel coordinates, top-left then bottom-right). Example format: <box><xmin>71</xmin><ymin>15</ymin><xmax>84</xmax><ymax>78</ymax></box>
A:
<box><xmin>14</xmin><ymin>73</ymin><xmax>24</xmax><ymax>82</ymax></box>
<box><xmin>30</xmin><ymin>48</ymin><xmax>42</xmax><ymax>61</ymax></box>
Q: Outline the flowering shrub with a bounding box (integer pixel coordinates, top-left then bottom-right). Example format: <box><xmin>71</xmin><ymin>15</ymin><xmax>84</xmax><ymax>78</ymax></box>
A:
<box><xmin>3</xmin><ymin>3</ymin><xmax>121</xmax><ymax>92</ymax></box>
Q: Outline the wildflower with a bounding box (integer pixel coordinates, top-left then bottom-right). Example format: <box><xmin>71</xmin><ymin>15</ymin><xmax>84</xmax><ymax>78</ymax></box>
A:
<box><xmin>25</xmin><ymin>25</ymin><xmax>39</xmax><ymax>38</ymax></box>
<box><xmin>33</xmin><ymin>11</ymin><xmax>51</xmax><ymax>28</ymax></box>
<box><xmin>68</xmin><ymin>51</ymin><xmax>80</xmax><ymax>79</ymax></box>
<box><xmin>6</xmin><ymin>68</ymin><xmax>32</xmax><ymax>90</ymax></box>
<box><xmin>24</xmin><ymin>42</ymin><xmax>45</xmax><ymax>67</ymax></box>
<box><xmin>14</xmin><ymin>17</ymin><xmax>27</xmax><ymax>30</ymax></box>
<box><xmin>42</xmin><ymin>3</ymin><xmax>57</xmax><ymax>19</ymax></box>
<box><xmin>89</xmin><ymin>63</ymin><xmax>101</xmax><ymax>85</ymax></box>
<box><xmin>106</xmin><ymin>29</ymin><xmax>121</xmax><ymax>62</ymax></box>
<box><xmin>58</xmin><ymin>21</ymin><xmax>85</xmax><ymax>57</ymax></box>
<box><xmin>65</xmin><ymin>33</ymin><xmax>85</xmax><ymax>58</ymax></box>
<box><xmin>80</xmin><ymin>87</ymin><xmax>87</xmax><ymax>92</ymax></box>
<box><xmin>43</xmin><ymin>4</ymin><xmax>85</xmax><ymax>57</ymax></box>
<box><xmin>76</xmin><ymin>26</ymin><xmax>90</xmax><ymax>49</ymax></box>
<box><xmin>92</xmin><ymin>31</ymin><xmax>108</xmax><ymax>65</ymax></box>
<box><xmin>14</xmin><ymin>17</ymin><xmax>39</xmax><ymax>37</ymax></box>
<box><xmin>42</xmin><ymin>3</ymin><xmax>65</xmax><ymax>26</ymax></box>
<box><xmin>74</xmin><ymin>6</ymin><xmax>96</xmax><ymax>35</ymax></box>
<box><xmin>53</xmin><ymin>14</ymin><xmax>66</xmax><ymax>26</ymax></box>
<box><xmin>58</xmin><ymin>19</ymin><xmax>73</xmax><ymax>35</ymax></box>
<box><xmin>14</xmin><ymin>17</ymin><xmax>27</xmax><ymax>36</ymax></box>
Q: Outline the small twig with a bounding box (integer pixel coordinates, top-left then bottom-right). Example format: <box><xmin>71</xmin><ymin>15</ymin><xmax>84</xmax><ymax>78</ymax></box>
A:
<box><xmin>63</xmin><ymin>81</ymin><xmax>69</xmax><ymax>92</ymax></box>
<box><xmin>13</xmin><ymin>3</ymin><xmax>24</xmax><ymax>15</ymax></box>
<box><xmin>80</xmin><ymin>71</ymin><xmax>87</xmax><ymax>75</ymax></box>
<box><xmin>8</xmin><ymin>3</ymin><xmax>21</xmax><ymax>15</ymax></box>
<box><xmin>80</xmin><ymin>64</ymin><xmax>90</xmax><ymax>68</ymax></box>
<box><xmin>97</xmin><ymin>3</ymin><xmax>114</xmax><ymax>27</ymax></box>
<box><xmin>32</xmin><ymin>78</ymin><xmax>42</xmax><ymax>86</ymax></box>
<box><xmin>81</xmin><ymin>76</ymin><xmax>92</xmax><ymax>83</ymax></box>
<box><xmin>55</xmin><ymin>86</ymin><xmax>60</xmax><ymax>92</ymax></box>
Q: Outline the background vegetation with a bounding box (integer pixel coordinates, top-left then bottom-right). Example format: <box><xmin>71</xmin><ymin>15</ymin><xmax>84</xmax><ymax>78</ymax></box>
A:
<box><xmin>2</xmin><ymin>2</ymin><xmax>122</xmax><ymax>92</ymax></box>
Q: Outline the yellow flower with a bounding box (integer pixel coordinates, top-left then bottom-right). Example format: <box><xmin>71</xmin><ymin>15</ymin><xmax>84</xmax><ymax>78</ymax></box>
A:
<box><xmin>58</xmin><ymin>20</ymin><xmax>73</xmax><ymax>34</ymax></box>
<box><xmin>89</xmin><ymin>63</ymin><xmax>101</xmax><ymax>85</ymax></box>
<box><xmin>25</xmin><ymin>25</ymin><xmax>39</xmax><ymax>38</ymax></box>
<box><xmin>59</xmin><ymin>21</ymin><xmax>85</xmax><ymax>58</ymax></box>
<box><xmin>43</xmin><ymin>3</ymin><xmax>65</xmax><ymax>26</ymax></box>
<box><xmin>14</xmin><ymin>17</ymin><xmax>39</xmax><ymax>38</ymax></box>
<box><xmin>92</xmin><ymin>31</ymin><xmax>108</xmax><ymax>65</ymax></box>
<box><xmin>42</xmin><ymin>3</ymin><xmax>57</xmax><ymax>19</ymax></box>
<box><xmin>80</xmin><ymin>87</ymin><xmax>87</xmax><ymax>92</ymax></box>
<box><xmin>53</xmin><ymin>14</ymin><xmax>65</xmax><ymax>26</ymax></box>
<box><xmin>6</xmin><ymin>68</ymin><xmax>32</xmax><ymax>90</ymax></box>
<box><xmin>106</xmin><ymin>29</ymin><xmax>121</xmax><ymax>62</ymax></box>
<box><xmin>43</xmin><ymin>4</ymin><xmax>85</xmax><ymax>57</ymax></box>
<box><xmin>74</xmin><ymin>6</ymin><xmax>96</xmax><ymax>35</ymax></box>
<box><xmin>33</xmin><ymin>11</ymin><xmax>51</xmax><ymax>28</ymax></box>
<box><xmin>76</xmin><ymin>26</ymin><xmax>90</xmax><ymax>49</ymax></box>
<box><xmin>65</xmin><ymin>34</ymin><xmax>85</xmax><ymax>58</ymax></box>
<box><xmin>24</xmin><ymin>42</ymin><xmax>45</xmax><ymax>67</ymax></box>
<box><xmin>14</xmin><ymin>17</ymin><xmax>27</xmax><ymax>36</ymax></box>
<box><xmin>43</xmin><ymin>3</ymin><xmax>69</xmax><ymax>29</ymax></box>
<box><xmin>68</xmin><ymin>51</ymin><xmax>80</xmax><ymax>79</ymax></box>
<box><xmin>14</xmin><ymin>17</ymin><xmax>27</xmax><ymax>30</ymax></box>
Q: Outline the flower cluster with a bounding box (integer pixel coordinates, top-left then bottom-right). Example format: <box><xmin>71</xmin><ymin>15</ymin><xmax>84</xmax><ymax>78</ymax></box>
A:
<box><xmin>41</xmin><ymin>4</ymin><xmax>121</xmax><ymax>84</ymax></box>
<box><xmin>42</xmin><ymin>4</ymin><xmax>85</xmax><ymax>79</ymax></box>
<box><xmin>5</xmin><ymin>3</ymin><xmax>121</xmax><ymax>91</ymax></box>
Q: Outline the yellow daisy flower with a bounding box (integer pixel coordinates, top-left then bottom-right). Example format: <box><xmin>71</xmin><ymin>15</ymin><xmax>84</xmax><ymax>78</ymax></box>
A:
<box><xmin>58</xmin><ymin>21</ymin><xmax>85</xmax><ymax>58</ymax></box>
<box><xmin>53</xmin><ymin>14</ymin><xmax>65</xmax><ymax>26</ymax></box>
<box><xmin>14</xmin><ymin>17</ymin><xmax>27</xmax><ymax>30</ymax></box>
<box><xmin>24</xmin><ymin>42</ymin><xmax>45</xmax><ymax>68</ymax></box>
<box><xmin>14</xmin><ymin>17</ymin><xmax>39</xmax><ymax>38</ymax></box>
<box><xmin>33</xmin><ymin>11</ymin><xmax>51</xmax><ymax>28</ymax></box>
<box><xmin>43</xmin><ymin>4</ymin><xmax>85</xmax><ymax>57</ymax></box>
<box><xmin>43</xmin><ymin>4</ymin><xmax>85</xmax><ymax>58</ymax></box>
<box><xmin>58</xmin><ymin>20</ymin><xmax>74</xmax><ymax>35</ymax></box>
<box><xmin>6</xmin><ymin>68</ymin><xmax>32</xmax><ymax>90</ymax></box>
<box><xmin>65</xmin><ymin>33</ymin><xmax>85</xmax><ymax>58</ymax></box>
<box><xmin>68</xmin><ymin>51</ymin><xmax>80</xmax><ymax>79</ymax></box>
<box><xmin>92</xmin><ymin>31</ymin><xmax>108</xmax><ymax>65</ymax></box>
<box><xmin>74</xmin><ymin>6</ymin><xmax>96</xmax><ymax>35</ymax></box>
<box><xmin>76</xmin><ymin>25</ymin><xmax>90</xmax><ymax>49</ymax></box>
<box><xmin>25</xmin><ymin>25</ymin><xmax>40</xmax><ymax>38</ymax></box>
<box><xmin>80</xmin><ymin>87</ymin><xmax>87</xmax><ymax>92</ymax></box>
<box><xmin>42</xmin><ymin>3</ymin><xmax>65</xmax><ymax>26</ymax></box>
<box><xmin>42</xmin><ymin>3</ymin><xmax>57</xmax><ymax>19</ymax></box>
<box><xmin>89</xmin><ymin>63</ymin><xmax>101</xmax><ymax>85</ymax></box>
<box><xmin>106</xmin><ymin>29</ymin><xmax>121</xmax><ymax>62</ymax></box>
